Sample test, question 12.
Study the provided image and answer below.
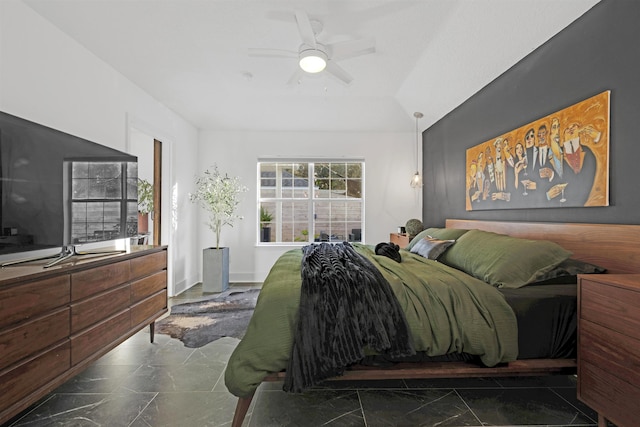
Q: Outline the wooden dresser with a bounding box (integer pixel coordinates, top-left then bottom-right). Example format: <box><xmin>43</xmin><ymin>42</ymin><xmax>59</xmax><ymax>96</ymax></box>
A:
<box><xmin>0</xmin><ymin>246</ymin><xmax>168</xmax><ymax>425</ymax></box>
<box><xmin>577</xmin><ymin>274</ymin><xmax>640</xmax><ymax>427</ymax></box>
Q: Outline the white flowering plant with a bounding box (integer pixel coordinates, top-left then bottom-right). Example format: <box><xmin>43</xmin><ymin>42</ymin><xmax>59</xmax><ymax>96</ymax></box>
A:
<box><xmin>189</xmin><ymin>165</ymin><xmax>249</xmax><ymax>249</ymax></box>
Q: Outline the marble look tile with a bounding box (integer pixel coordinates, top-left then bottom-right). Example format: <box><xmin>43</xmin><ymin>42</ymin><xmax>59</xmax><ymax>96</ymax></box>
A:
<box><xmin>403</xmin><ymin>376</ymin><xmax>502</xmax><ymax>389</ymax></box>
<box><xmin>186</xmin><ymin>337</ymin><xmax>239</xmax><ymax>366</ymax></box>
<box><xmin>250</xmin><ymin>390</ymin><xmax>364</xmax><ymax>427</ymax></box>
<box><xmin>53</xmin><ymin>364</ymin><xmax>142</xmax><ymax>393</ymax></box>
<box><xmin>129</xmin><ymin>391</ymin><xmax>239</xmax><ymax>427</ymax></box>
<box><xmin>317</xmin><ymin>378</ymin><xmax>408</xmax><ymax>390</ymax></box>
<box><xmin>457</xmin><ymin>387</ymin><xmax>594</xmax><ymax>425</ymax></box>
<box><xmin>494</xmin><ymin>374</ymin><xmax>578</xmax><ymax>388</ymax></box>
<box><xmin>116</xmin><ymin>363</ymin><xmax>225</xmax><ymax>393</ymax></box>
<box><xmin>551</xmin><ymin>386</ymin><xmax>598</xmax><ymax>423</ymax></box>
<box><xmin>117</xmin><ymin>328</ymin><xmax>173</xmax><ymax>347</ymax></box>
<box><xmin>359</xmin><ymin>389</ymin><xmax>480</xmax><ymax>426</ymax></box>
<box><xmin>10</xmin><ymin>393</ymin><xmax>156</xmax><ymax>426</ymax></box>
<box><xmin>94</xmin><ymin>339</ymin><xmax>196</xmax><ymax>366</ymax></box>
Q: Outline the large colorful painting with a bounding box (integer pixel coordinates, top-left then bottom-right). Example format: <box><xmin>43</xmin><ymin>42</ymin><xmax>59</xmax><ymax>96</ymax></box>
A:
<box><xmin>466</xmin><ymin>90</ymin><xmax>610</xmax><ymax>211</ymax></box>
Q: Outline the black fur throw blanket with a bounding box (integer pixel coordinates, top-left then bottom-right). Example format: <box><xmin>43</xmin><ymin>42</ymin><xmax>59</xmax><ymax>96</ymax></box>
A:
<box><xmin>283</xmin><ymin>242</ymin><xmax>415</xmax><ymax>393</ymax></box>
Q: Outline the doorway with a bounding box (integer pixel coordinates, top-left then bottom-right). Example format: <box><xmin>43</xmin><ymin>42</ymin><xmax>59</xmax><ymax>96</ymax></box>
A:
<box><xmin>130</xmin><ymin>129</ymin><xmax>157</xmax><ymax>244</ymax></box>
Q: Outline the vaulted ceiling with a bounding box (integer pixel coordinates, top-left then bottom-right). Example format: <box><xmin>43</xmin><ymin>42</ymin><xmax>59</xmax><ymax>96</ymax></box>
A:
<box><xmin>24</xmin><ymin>0</ymin><xmax>600</xmax><ymax>132</ymax></box>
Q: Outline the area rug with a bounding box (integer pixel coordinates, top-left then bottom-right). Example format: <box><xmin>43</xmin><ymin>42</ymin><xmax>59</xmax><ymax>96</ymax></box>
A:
<box><xmin>155</xmin><ymin>288</ymin><xmax>260</xmax><ymax>348</ymax></box>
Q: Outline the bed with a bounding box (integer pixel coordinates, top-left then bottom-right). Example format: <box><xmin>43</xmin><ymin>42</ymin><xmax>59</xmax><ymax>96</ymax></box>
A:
<box><xmin>225</xmin><ymin>219</ymin><xmax>640</xmax><ymax>427</ymax></box>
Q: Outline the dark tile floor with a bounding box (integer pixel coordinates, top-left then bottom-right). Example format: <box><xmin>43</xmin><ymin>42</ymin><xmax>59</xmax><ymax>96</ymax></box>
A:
<box><xmin>5</xmin><ymin>284</ymin><xmax>606</xmax><ymax>427</ymax></box>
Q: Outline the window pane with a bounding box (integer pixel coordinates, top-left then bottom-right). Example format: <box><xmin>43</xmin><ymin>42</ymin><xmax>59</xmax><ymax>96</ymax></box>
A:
<box><xmin>260</xmin><ymin>188</ymin><xmax>276</xmax><ymax>198</ymax></box>
<box><xmin>347</xmin><ymin>178</ymin><xmax>362</xmax><ymax>198</ymax></box>
<box><xmin>103</xmin><ymin>202</ymin><xmax>120</xmax><ymax>223</ymax></box>
<box><xmin>315</xmin><ymin>163</ymin><xmax>330</xmax><ymax>179</ymax></box>
<box><xmin>347</xmin><ymin>163</ymin><xmax>362</xmax><ymax>178</ymax></box>
<box><xmin>73</xmin><ymin>179</ymin><xmax>89</xmax><ymax>199</ymax></box>
<box><xmin>314</xmin><ymin>179</ymin><xmax>329</xmax><ymax>198</ymax></box>
<box><xmin>278</xmin><ymin>163</ymin><xmax>294</xmax><ymax>188</ymax></box>
<box><xmin>331</xmin><ymin>163</ymin><xmax>346</xmax><ymax>178</ymax></box>
<box><xmin>331</xmin><ymin>179</ymin><xmax>346</xmax><ymax>198</ymax></box>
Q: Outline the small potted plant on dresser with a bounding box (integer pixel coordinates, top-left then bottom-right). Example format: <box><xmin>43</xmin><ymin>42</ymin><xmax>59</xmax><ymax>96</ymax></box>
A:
<box><xmin>190</xmin><ymin>165</ymin><xmax>248</xmax><ymax>293</ymax></box>
<box><xmin>260</xmin><ymin>206</ymin><xmax>273</xmax><ymax>242</ymax></box>
<box><xmin>137</xmin><ymin>178</ymin><xmax>154</xmax><ymax>234</ymax></box>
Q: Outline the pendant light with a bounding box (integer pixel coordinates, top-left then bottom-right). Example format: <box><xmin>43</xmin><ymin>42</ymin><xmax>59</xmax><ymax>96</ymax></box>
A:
<box><xmin>410</xmin><ymin>112</ymin><xmax>424</xmax><ymax>188</ymax></box>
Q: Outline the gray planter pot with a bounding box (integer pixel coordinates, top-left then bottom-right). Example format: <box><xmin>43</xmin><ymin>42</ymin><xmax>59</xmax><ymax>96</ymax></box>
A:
<box><xmin>203</xmin><ymin>247</ymin><xmax>229</xmax><ymax>293</ymax></box>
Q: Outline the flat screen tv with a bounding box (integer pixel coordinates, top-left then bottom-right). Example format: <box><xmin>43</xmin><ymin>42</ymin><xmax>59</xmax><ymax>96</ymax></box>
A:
<box><xmin>0</xmin><ymin>111</ymin><xmax>139</xmax><ymax>268</ymax></box>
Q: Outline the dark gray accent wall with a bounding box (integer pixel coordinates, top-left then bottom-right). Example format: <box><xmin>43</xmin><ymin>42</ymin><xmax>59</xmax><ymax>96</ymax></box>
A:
<box><xmin>422</xmin><ymin>0</ymin><xmax>640</xmax><ymax>227</ymax></box>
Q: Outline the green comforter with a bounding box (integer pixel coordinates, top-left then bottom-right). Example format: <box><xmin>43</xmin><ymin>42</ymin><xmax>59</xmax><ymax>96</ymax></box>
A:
<box><xmin>225</xmin><ymin>244</ymin><xmax>518</xmax><ymax>398</ymax></box>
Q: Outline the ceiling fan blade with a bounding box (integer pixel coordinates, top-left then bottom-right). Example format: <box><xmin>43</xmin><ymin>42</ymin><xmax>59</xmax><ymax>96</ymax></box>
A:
<box><xmin>328</xmin><ymin>38</ymin><xmax>376</xmax><ymax>61</ymax></box>
<box><xmin>294</xmin><ymin>10</ymin><xmax>316</xmax><ymax>48</ymax></box>
<box><xmin>248</xmin><ymin>48</ymin><xmax>297</xmax><ymax>59</ymax></box>
<box><xmin>325</xmin><ymin>62</ymin><xmax>353</xmax><ymax>85</ymax></box>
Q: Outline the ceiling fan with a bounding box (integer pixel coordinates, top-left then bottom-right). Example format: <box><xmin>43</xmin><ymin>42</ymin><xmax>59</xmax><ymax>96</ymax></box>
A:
<box><xmin>249</xmin><ymin>10</ymin><xmax>376</xmax><ymax>85</ymax></box>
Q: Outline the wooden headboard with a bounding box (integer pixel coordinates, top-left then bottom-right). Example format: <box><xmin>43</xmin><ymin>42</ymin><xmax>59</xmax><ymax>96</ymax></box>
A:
<box><xmin>446</xmin><ymin>219</ymin><xmax>640</xmax><ymax>274</ymax></box>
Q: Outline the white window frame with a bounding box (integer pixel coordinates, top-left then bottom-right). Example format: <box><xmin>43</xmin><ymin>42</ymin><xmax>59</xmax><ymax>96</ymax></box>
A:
<box><xmin>257</xmin><ymin>158</ymin><xmax>365</xmax><ymax>245</ymax></box>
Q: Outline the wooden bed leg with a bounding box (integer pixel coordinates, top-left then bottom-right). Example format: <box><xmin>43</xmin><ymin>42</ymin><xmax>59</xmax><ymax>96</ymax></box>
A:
<box><xmin>231</xmin><ymin>395</ymin><xmax>254</xmax><ymax>427</ymax></box>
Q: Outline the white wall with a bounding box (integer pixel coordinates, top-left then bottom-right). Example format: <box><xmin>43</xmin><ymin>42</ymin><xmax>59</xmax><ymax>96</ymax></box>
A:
<box><xmin>197</xmin><ymin>131</ymin><xmax>422</xmax><ymax>283</ymax></box>
<box><xmin>0</xmin><ymin>0</ymin><xmax>200</xmax><ymax>296</ymax></box>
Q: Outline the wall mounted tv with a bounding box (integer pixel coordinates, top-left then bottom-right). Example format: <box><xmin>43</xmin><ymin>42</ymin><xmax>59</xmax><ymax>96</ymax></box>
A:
<box><xmin>0</xmin><ymin>111</ymin><xmax>139</xmax><ymax>267</ymax></box>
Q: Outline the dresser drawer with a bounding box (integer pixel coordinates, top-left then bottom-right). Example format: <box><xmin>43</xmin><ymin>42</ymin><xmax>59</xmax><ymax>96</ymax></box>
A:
<box><xmin>0</xmin><ymin>341</ymin><xmax>70</xmax><ymax>412</ymax></box>
<box><xmin>131</xmin><ymin>271</ymin><xmax>166</xmax><ymax>304</ymax></box>
<box><xmin>131</xmin><ymin>290</ymin><xmax>167</xmax><ymax>326</ymax></box>
<box><xmin>0</xmin><ymin>308</ymin><xmax>70</xmax><ymax>369</ymax></box>
<box><xmin>130</xmin><ymin>251</ymin><xmax>167</xmax><ymax>281</ymax></box>
<box><xmin>71</xmin><ymin>261</ymin><xmax>130</xmax><ymax>301</ymax></box>
<box><xmin>70</xmin><ymin>309</ymin><xmax>130</xmax><ymax>365</ymax></box>
<box><xmin>0</xmin><ymin>275</ymin><xmax>70</xmax><ymax>330</ymax></box>
<box><xmin>580</xmin><ymin>278</ymin><xmax>640</xmax><ymax>341</ymax></box>
<box><xmin>71</xmin><ymin>285</ymin><xmax>130</xmax><ymax>333</ymax></box>
<box><xmin>579</xmin><ymin>320</ymin><xmax>640</xmax><ymax>389</ymax></box>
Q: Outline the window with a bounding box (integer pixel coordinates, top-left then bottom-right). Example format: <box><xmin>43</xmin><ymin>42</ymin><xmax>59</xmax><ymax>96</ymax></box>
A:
<box><xmin>68</xmin><ymin>160</ymin><xmax>138</xmax><ymax>244</ymax></box>
<box><xmin>258</xmin><ymin>160</ymin><xmax>364</xmax><ymax>244</ymax></box>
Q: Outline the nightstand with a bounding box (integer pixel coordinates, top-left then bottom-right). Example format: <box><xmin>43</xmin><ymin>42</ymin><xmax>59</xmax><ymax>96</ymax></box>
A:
<box><xmin>577</xmin><ymin>274</ymin><xmax>640</xmax><ymax>427</ymax></box>
<box><xmin>389</xmin><ymin>233</ymin><xmax>410</xmax><ymax>248</ymax></box>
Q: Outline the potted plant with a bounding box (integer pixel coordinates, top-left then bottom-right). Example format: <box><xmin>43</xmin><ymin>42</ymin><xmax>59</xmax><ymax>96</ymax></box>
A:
<box><xmin>137</xmin><ymin>178</ymin><xmax>154</xmax><ymax>234</ymax></box>
<box><xmin>190</xmin><ymin>164</ymin><xmax>248</xmax><ymax>292</ymax></box>
<box><xmin>260</xmin><ymin>206</ymin><xmax>273</xmax><ymax>242</ymax></box>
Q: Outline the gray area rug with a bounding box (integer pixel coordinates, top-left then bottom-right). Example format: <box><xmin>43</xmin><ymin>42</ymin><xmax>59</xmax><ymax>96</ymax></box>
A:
<box><xmin>155</xmin><ymin>288</ymin><xmax>260</xmax><ymax>348</ymax></box>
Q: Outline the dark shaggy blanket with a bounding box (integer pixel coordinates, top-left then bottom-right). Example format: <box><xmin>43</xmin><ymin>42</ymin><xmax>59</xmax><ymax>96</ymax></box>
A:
<box><xmin>283</xmin><ymin>242</ymin><xmax>415</xmax><ymax>392</ymax></box>
<box><xmin>155</xmin><ymin>288</ymin><xmax>259</xmax><ymax>348</ymax></box>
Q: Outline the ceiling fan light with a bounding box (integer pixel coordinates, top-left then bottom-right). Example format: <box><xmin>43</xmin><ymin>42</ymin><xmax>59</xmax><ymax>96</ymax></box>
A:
<box><xmin>299</xmin><ymin>49</ymin><xmax>327</xmax><ymax>73</ymax></box>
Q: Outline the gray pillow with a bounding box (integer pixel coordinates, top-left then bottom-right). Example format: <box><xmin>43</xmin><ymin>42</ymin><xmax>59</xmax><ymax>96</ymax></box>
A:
<box><xmin>410</xmin><ymin>236</ymin><xmax>455</xmax><ymax>260</ymax></box>
<box><xmin>406</xmin><ymin>228</ymin><xmax>469</xmax><ymax>251</ymax></box>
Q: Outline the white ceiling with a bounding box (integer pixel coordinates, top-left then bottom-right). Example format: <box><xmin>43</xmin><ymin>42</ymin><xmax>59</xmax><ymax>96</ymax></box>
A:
<box><xmin>23</xmin><ymin>0</ymin><xmax>599</xmax><ymax>133</ymax></box>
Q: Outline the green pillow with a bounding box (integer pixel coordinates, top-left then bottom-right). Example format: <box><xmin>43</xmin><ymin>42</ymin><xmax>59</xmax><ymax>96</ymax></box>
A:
<box><xmin>406</xmin><ymin>228</ymin><xmax>469</xmax><ymax>251</ymax></box>
<box><xmin>438</xmin><ymin>229</ymin><xmax>572</xmax><ymax>288</ymax></box>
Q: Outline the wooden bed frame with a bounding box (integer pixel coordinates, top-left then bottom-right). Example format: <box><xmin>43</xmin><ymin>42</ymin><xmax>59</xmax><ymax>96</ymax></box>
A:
<box><xmin>230</xmin><ymin>219</ymin><xmax>640</xmax><ymax>427</ymax></box>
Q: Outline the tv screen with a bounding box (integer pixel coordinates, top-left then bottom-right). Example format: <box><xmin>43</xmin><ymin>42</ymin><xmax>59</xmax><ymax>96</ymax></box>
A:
<box><xmin>0</xmin><ymin>111</ymin><xmax>138</xmax><ymax>265</ymax></box>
